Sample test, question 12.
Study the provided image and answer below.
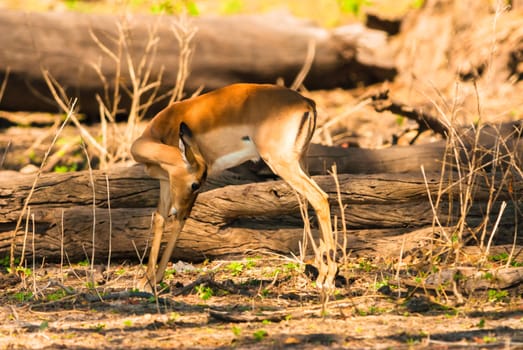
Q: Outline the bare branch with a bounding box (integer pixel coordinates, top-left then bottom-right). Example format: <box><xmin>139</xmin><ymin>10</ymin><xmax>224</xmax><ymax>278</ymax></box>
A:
<box><xmin>0</xmin><ymin>66</ymin><xmax>9</xmax><ymax>103</ymax></box>
<box><xmin>291</xmin><ymin>39</ymin><xmax>316</xmax><ymax>91</ymax></box>
<box><xmin>170</xmin><ymin>14</ymin><xmax>197</xmax><ymax>104</ymax></box>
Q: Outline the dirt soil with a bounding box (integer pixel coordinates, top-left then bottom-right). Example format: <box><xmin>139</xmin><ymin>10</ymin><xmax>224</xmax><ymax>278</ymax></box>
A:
<box><xmin>1</xmin><ymin>254</ymin><xmax>522</xmax><ymax>349</ymax></box>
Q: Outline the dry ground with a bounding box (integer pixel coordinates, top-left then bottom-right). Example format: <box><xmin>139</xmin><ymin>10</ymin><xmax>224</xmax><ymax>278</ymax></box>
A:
<box><xmin>1</xmin><ymin>254</ymin><xmax>522</xmax><ymax>349</ymax></box>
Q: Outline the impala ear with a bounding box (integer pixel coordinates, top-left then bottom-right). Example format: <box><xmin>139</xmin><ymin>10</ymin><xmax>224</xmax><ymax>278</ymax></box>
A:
<box><xmin>179</xmin><ymin>122</ymin><xmax>205</xmax><ymax>171</ymax></box>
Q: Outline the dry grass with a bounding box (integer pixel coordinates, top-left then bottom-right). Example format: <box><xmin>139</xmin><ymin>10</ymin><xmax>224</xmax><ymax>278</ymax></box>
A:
<box><xmin>35</xmin><ymin>14</ymin><xmax>196</xmax><ymax>172</ymax></box>
<box><xmin>8</xmin><ymin>102</ymin><xmax>77</xmax><ymax>272</ymax></box>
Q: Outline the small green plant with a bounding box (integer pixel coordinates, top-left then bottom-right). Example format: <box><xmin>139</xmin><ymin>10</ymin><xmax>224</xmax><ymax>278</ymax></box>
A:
<box><xmin>489</xmin><ymin>252</ymin><xmax>509</xmax><ymax>262</ymax></box>
<box><xmin>123</xmin><ymin>320</ymin><xmax>133</xmax><ymax>327</ymax></box>
<box><xmin>184</xmin><ymin>1</ymin><xmax>199</xmax><ymax>15</ymax></box>
<box><xmin>489</xmin><ymin>253</ymin><xmax>523</xmax><ymax>267</ymax></box>
<box><xmin>283</xmin><ymin>262</ymin><xmax>300</xmax><ymax>273</ymax></box>
<box><xmin>265</xmin><ymin>267</ymin><xmax>281</xmax><ymax>278</ymax></box>
<box><xmin>46</xmin><ymin>289</ymin><xmax>67</xmax><ymax>301</ymax></box>
<box><xmin>63</xmin><ymin>0</ymin><xmax>78</xmax><ymax>10</ymax></box>
<box><xmin>358</xmin><ymin>306</ymin><xmax>386</xmax><ymax>316</ymax></box>
<box><xmin>220</xmin><ymin>0</ymin><xmax>243</xmax><ymax>14</ymax></box>
<box><xmin>150</xmin><ymin>0</ymin><xmax>175</xmax><ymax>14</ymax></box>
<box><xmin>253</xmin><ymin>329</ymin><xmax>268</xmax><ymax>342</ymax></box>
<box><xmin>39</xmin><ymin>320</ymin><xmax>49</xmax><ymax>331</ymax></box>
<box><xmin>195</xmin><ymin>284</ymin><xmax>213</xmax><ymax>300</ymax></box>
<box><xmin>7</xmin><ymin>266</ymin><xmax>32</xmax><ymax>277</ymax></box>
<box><xmin>12</xmin><ymin>291</ymin><xmax>33</xmax><ymax>302</ymax></box>
<box><xmin>167</xmin><ymin>312</ymin><xmax>181</xmax><ymax>324</ymax></box>
<box><xmin>374</xmin><ymin>278</ymin><xmax>389</xmax><ymax>290</ymax></box>
<box><xmin>246</xmin><ymin>258</ymin><xmax>256</xmax><ymax>269</ymax></box>
<box><xmin>226</xmin><ymin>261</ymin><xmax>244</xmax><ymax>276</ymax></box>
<box><xmin>483</xmin><ymin>336</ymin><xmax>497</xmax><ymax>343</ymax></box>
<box><xmin>487</xmin><ymin>289</ymin><xmax>508</xmax><ymax>303</ymax></box>
<box><xmin>91</xmin><ymin>323</ymin><xmax>106</xmax><ymax>332</ymax></box>
<box><xmin>356</xmin><ymin>308</ymin><xmax>367</xmax><ymax>316</ymax></box>
<box><xmin>27</xmin><ymin>150</ymin><xmax>37</xmax><ymax>163</ymax></box>
<box><xmin>226</xmin><ymin>259</ymin><xmax>255</xmax><ymax>276</ymax></box>
<box><xmin>338</xmin><ymin>0</ymin><xmax>370</xmax><ymax>16</ymax></box>
<box><xmin>477</xmin><ymin>319</ymin><xmax>485</xmax><ymax>328</ymax></box>
<box><xmin>483</xmin><ymin>272</ymin><xmax>494</xmax><ymax>281</ymax></box>
<box><xmin>410</xmin><ymin>0</ymin><xmax>425</xmax><ymax>9</ymax></box>
<box><xmin>444</xmin><ymin>309</ymin><xmax>458</xmax><ymax>317</ymax></box>
<box><xmin>164</xmin><ymin>268</ymin><xmax>176</xmax><ymax>279</ymax></box>
<box><xmin>232</xmin><ymin>325</ymin><xmax>242</xmax><ymax>337</ymax></box>
<box><xmin>357</xmin><ymin>259</ymin><xmax>373</xmax><ymax>272</ymax></box>
<box><xmin>151</xmin><ymin>0</ymin><xmax>199</xmax><ymax>15</ymax></box>
<box><xmin>77</xmin><ymin>259</ymin><xmax>89</xmax><ymax>267</ymax></box>
<box><xmin>0</xmin><ymin>255</ymin><xmax>18</xmax><ymax>267</ymax></box>
<box><xmin>114</xmin><ymin>268</ymin><xmax>126</xmax><ymax>276</ymax></box>
<box><xmin>53</xmin><ymin>163</ymin><xmax>78</xmax><ymax>173</ymax></box>
<box><xmin>395</xmin><ymin>115</ymin><xmax>405</xmax><ymax>127</ymax></box>
<box><xmin>406</xmin><ymin>337</ymin><xmax>419</xmax><ymax>346</ymax></box>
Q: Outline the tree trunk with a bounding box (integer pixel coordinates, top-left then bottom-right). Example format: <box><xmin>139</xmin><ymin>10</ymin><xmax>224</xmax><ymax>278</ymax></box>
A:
<box><xmin>0</xmin><ymin>10</ymin><xmax>396</xmax><ymax>120</ymax></box>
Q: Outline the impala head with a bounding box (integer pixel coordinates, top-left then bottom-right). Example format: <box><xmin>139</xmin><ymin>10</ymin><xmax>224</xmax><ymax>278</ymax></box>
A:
<box><xmin>167</xmin><ymin>122</ymin><xmax>207</xmax><ymax>219</ymax></box>
<box><xmin>131</xmin><ymin>122</ymin><xmax>207</xmax><ymax>220</ymax></box>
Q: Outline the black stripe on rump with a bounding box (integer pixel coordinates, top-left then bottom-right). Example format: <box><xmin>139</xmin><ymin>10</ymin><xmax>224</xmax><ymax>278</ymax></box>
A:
<box><xmin>295</xmin><ymin>109</ymin><xmax>316</xmax><ymax>155</ymax></box>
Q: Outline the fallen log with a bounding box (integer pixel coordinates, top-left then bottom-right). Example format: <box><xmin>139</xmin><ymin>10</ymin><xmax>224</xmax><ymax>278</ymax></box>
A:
<box><xmin>0</xmin><ymin>164</ymin><xmax>520</xmax><ymax>262</ymax></box>
<box><xmin>2</xmin><ymin>119</ymin><xmax>522</xmax><ymax>173</ymax></box>
<box><xmin>0</xmin><ymin>10</ymin><xmax>396</xmax><ymax>120</ymax></box>
<box><xmin>0</xmin><ymin>127</ymin><xmax>452</xmax><ymax>173</ymax></box>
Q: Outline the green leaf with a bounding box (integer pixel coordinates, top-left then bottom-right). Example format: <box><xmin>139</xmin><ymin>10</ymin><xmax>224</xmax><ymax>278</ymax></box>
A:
<box><xmin>185</xmin><ymin>1</ymin><xmax>200</xmax><ymax>15</ymax></box>
<box><xmin>411</xmin><ymin>0</ymin><xmax>425</xmax><ymax>9</ymax></box>
<box><xmin>253</xmin><ymin>329</ymin><xmax>268</xmax><ymax>342</ymax></box>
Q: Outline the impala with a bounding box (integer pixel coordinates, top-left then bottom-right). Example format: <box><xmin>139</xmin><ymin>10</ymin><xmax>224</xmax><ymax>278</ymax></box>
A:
<box><xmin>131</xmin><ymin>83</ymin><xmax>337</xmax><ymax>291</ymax></box>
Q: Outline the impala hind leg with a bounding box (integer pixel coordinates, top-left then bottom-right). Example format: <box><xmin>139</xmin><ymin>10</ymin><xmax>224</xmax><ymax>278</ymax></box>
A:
<box><xmin>265</xmin><ymin>159</ymin><xmax>337</xmax><ymax>289</ymax></box>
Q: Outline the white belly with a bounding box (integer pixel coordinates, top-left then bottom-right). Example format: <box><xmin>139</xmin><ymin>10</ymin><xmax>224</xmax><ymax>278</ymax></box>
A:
<box><xmin>208</xmin><ymin>136</ymin><xmax>260</xmax><ymax>174</ymax></box>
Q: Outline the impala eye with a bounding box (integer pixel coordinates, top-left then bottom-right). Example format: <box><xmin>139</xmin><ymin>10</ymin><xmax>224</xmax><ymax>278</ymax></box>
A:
<box><xmin>191</xmin><ymin>182</ymin><xmax>201</xmax><ymax>192</ymax></box>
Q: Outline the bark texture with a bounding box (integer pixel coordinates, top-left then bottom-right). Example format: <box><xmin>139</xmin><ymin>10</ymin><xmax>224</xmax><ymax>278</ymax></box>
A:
<box><xmin>1</xmin><ymin>163</ymin><xmax>520</xmax><ymax>262</ymax></box>
<box><xmin>0</xmin><ymin>10</ymin><xmax>396</xmax><ymax>120</ymax></box>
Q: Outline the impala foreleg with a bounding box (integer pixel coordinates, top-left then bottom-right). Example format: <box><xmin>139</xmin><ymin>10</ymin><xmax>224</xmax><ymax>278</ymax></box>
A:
<box><xmin>151</xmin><ymin>194</ymin><xmax>197</xmax><ymax>284</ymax></box>
<box><xmin>142</xmin><ymin>179</ymin><xmax>171</xmax><ymax>291</ymax></box>
<box><xmin>154</xmin><ymin>220</ymin><xmax>183</xmax><ymax>283</ymax></box>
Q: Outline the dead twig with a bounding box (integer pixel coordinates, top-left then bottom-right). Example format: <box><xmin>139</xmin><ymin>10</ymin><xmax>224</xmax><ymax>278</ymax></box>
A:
<box><xmin>290</xmin><ymin>39</ymin><xmax>316</xmax><ymax>91</ymax></box>
<box><xmin>370</xmin><ymin>89</ymin><xmax>450</xmax><ymax>138</ymax></box>
<box><xmin>0</xmin><ymin>66</ymin><xmax>9</xmax><ymax>103</ymax></box>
